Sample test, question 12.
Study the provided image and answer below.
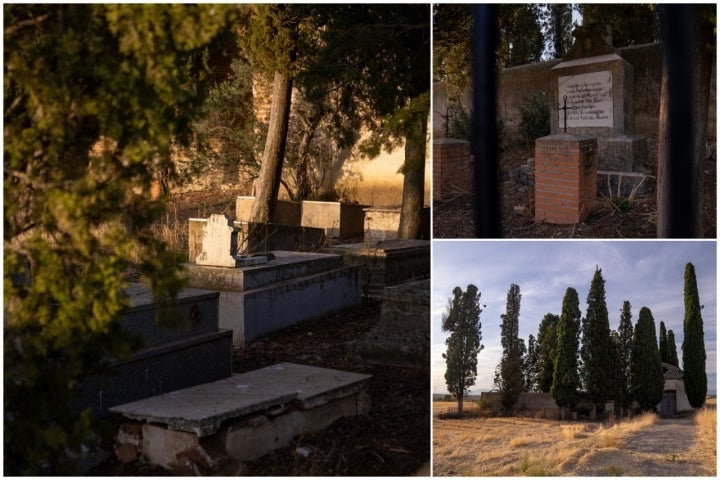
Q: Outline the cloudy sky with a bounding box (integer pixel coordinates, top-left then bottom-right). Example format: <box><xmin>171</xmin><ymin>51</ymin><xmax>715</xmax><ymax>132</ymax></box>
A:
<box><xmin>432</xmin><ymin>241</ymin><xmax>717</xmax><ymax>396</ymax></box>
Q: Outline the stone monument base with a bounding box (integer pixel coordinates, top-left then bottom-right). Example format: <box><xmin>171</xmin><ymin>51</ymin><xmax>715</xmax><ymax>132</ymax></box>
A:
<box><xmin>601</xmin><ymin>134</ymin><xmax>647</xmax><ymax>172</ymax></box>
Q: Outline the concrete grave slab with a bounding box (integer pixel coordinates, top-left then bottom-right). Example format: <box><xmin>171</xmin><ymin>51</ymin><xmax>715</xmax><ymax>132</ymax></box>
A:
<box><xmin>325</xmin><ymin>239</ymin><xmax>430</xmax><ymax>297</ymax></box>
<box><xmin>110</xmin><ymin>362</ymin><xmax>372</xmax><ymax>436</ymax></box>
<box><xmin>184</xmin><ymin>251</ymin><xmax>362</xmax><ymax>346</ymax></box>
<box><xmin>77</xmin><ymin>283</ymin><xmax>232</xmax><ymax>417</ymax></box>
<box><xmin>110</xmin><ymin>363</ymin><xmax>372</xmax><ymax>470</ymax></box>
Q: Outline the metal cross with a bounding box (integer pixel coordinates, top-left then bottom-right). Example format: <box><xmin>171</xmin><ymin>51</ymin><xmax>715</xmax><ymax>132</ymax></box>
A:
<box><xmin>557</xmin><ymin>95</ymin><xmax>573</xmax><ymax>133</ymax></box>
<box><xmin>442</xmin><ymin>106</ymin><xmax>452</xmax><ymax>137</ymax></box>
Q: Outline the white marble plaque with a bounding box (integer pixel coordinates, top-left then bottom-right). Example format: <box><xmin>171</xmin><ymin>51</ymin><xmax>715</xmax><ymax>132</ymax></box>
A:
<box><xmin>558</xmin><ymin>71</ymin><xmax>613</xmax><ymax>129</ymax></box>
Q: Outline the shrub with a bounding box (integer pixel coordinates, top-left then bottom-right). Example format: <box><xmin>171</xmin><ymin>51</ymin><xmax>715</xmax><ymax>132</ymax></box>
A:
<box><xmin>518</xmin><ymin>92</ymin><xmax>551</xmax><ymax>144</ymax></box>
<box><xmin>443</xmin><ymin>102</ymin><xmax>472</xmax><ymax>140</ymax></box>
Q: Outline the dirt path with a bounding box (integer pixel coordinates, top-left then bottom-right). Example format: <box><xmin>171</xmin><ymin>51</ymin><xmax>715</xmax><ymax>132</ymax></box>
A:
<box><xmin>569</xmin><ymin>417</ymin><xmax>708</xmax><ymax>476</ymax></box>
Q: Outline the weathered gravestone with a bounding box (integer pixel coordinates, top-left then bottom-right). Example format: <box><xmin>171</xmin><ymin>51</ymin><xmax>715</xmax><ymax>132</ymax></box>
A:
<box><xmin>549</xmin><ymin>23</ymin><xmax>647</xmax><ymax>174</ymax></box>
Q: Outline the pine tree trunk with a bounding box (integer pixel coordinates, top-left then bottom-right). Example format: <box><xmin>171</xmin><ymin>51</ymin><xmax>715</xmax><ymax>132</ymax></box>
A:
<box><xmin>250</xmin><ymin>71</ymin><xmax>293</xmax><ymax>223</ymax></box>
<box><xmin>398</xmin><ymin>116</ymin><xmax>427</xmax><ymax>239</ymax></box>
<box><xmin>457</xmin><ymin>394</ymin><xmax>464</xmax><ymax>416</ymax></box>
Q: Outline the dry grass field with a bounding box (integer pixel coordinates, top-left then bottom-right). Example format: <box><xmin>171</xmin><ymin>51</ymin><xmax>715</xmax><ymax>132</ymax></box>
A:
<box><xmin>433</xmin><ymin>401</ymin><xmax>716</xmax><ymax>477</ymax></box>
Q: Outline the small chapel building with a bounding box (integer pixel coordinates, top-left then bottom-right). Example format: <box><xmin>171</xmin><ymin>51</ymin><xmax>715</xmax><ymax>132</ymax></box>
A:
<box><xmin>658</xmin><ymin>362</ymin><xmax>693</xmax><ymax>416</ymax></box>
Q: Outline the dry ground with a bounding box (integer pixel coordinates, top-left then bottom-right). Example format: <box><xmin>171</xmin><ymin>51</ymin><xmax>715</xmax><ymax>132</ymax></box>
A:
<box><xmin>433</xmin><ymin>401</ymin><xmax>716</xmax><ymax>477</ymax></box>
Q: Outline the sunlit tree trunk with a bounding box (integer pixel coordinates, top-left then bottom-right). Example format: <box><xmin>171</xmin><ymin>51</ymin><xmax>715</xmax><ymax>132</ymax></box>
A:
<box><xmin>398</xmin><ymin>115</ymin><xmax>428</xmax><ymax>239</ymax></box>
<box><xmin>250</xmin><ymin>71</ymin><xmax>293</xmax><ymax>223</ymax></box>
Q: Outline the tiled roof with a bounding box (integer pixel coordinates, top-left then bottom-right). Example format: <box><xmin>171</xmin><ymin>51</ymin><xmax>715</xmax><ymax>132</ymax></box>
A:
<box><xmin>662</xmin><ymin>362</ymin><xmax>684</xmax><ymax>379</ymax></box>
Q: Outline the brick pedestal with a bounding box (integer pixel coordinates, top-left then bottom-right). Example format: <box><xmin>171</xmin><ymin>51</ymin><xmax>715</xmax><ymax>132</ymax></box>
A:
<box><xmin>432</xmin><ymin>138</ymin><xmax>471</xmax><ymax>201</ymax></box>
<box><xmin>534</xmin><ymin>134</ymin><xmax>597</xmax><ymax>224</ymax></box>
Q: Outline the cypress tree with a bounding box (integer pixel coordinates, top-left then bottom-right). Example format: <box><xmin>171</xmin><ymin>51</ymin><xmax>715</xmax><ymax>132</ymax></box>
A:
<box><xmin>442</xmin><ymin>285</ymin><xmax>484</xmax><ymax>415</ymax></box>
<box><xmin>682</xmin><ymin>263</ymin><xmax>707</xmax><ymax>408</ymax></box>
<box><xmin>659</xmin><ymin>321</ymin><xmax>669</xmax><ymax>364</ymax></box>
<box><xmin>667</xmin><ymin>329</ymin><xmax>679</xmax><ymax>367</ymax></box>
<box><xmin>537</xmin><ymin>313</ymin><xmax>559</xmax><ymax>393</ymax></box>
<box><xmin>524</xmin><ymin>334</ymin><xmax>540</xmax><ymax>392</ymax></box>
<box><xmin>617</xmin><ymin>301</ymin><xmax>634</xmax><ymax>413</ymax></box>
<box><xmin>496</xmin><ymin>284</ymin><xmax>523</xmax><ymax>414</ymax></box>
<box><xmin>631</xmin><ymin>307</ymin><xmax>664</xmax><ymax>411</ymax></box>
<box><xmin>580</xmin><ymin>267</ymin><xmax>612</xmax><ymax>413</ymax></box>
<box><xmin>552</xmin><ymin>288</ymin><xmax>581</xmax><ymax>417</ymax></box>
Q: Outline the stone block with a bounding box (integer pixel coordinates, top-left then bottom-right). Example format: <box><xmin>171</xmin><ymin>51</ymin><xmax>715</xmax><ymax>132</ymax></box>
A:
<box><xmin>602</xmin><ymin>134</ymin><xmax>646</xmax><ymax>172</ymax></box>
<box><xmin>189</xmin><ymin>218</ymin><xmax>325</xmax><ymax>260</ymax></box>
<box><xmin>142</xmin><ymin>424</ymin><xmax>200</xmax><ymax>471</ymax></box>
<box><xmin>363</xmin><ymin>207</ymin><xmax>430</xmax><ymax>245</ymax></box>
<box><xmin>236</xmin><ymin>196</ymin><xmax>301</xmax><ymax>226</ymax></box>
<box><xmin>184</xmin><ymin>252</ymin><xmax>362</xmax><ymax>346</ymax></box>
<box><xmin>77</xmin><ymin>284</ymin><xmax>232</xmax><ymax>417</ymax></box>
<box><xmin>353</xmin><ymin>279</ymin><xmax>430</xmax><ymax>367</ymax></box>
<box><xmin>300</xmin><ymin>200</ymin><xmax>368</xmax><ymax>238</ymax></box>
<box><xmin>110</xmin><ymin>363</ymin><xmax>372</xmax><ymax>470</ymax></box>
<box><xmin>325</xmin><ymin>239</ymin><xmax>430</xmax><ymax>297</ymax></box>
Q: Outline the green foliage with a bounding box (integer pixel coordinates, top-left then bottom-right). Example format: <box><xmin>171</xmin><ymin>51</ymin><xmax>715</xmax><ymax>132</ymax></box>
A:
<box><xmin>578</xmin><ymin>4</ymin><xmax>660</xmax><ymax>47</ymax></box>
<box><xmin>188</xmin><ymin>57</ymin><xmax>265</xmax><ymax>185</ymax></box>
<box><xmin>667</xmin><ymin>329</ymin><xmax>679</xmax><ymax>367</ymax></box>
<box><xmin>616</xmin><ymin>301</ymin><xmax>635</xmax><ymax>409</ymax></box>
<box><xmin>580</xmin><ymin>267</ymin><xmax>612</xmax><ymax>411</ymax></box>
<box><xmin>518</xmin><ymin>92</ymin><xmax>551</xmax><ymax>144</ymax></box>
<box><xmin>682</xmin><ymin>263</ymin><xmax>707</xmax><ymax>408</ymax></box>
<box><xmin>432</xmin><ymin>4</ymin><xmax>472</xmax><ymax>90</ymax></box>
<box><xmin>496</xmin><ymin>284</ymin><xmax>524</xmax><ymax>413</ymax></box>
<box><xmin>443</xmin><ymin>102</ymin><xmax>472</xmax><ymax>141</ymax></box>
<box><xmin>659</xmin><ymin>321</ymin><xmax>669</xmax><ymax>364</ymax></box>
<box><xmin>631</xmin><ymin>307</ymin><xmax>664</xmax><ymax>411</ymax></box>
<box><xmin>4</xmin><ymin>4</ymin><xmax>232</xmax><ymax>474</ymax></box>
<box><xmin>546</xmin><ymin>4</ymin><xmax>574</xmax><ymax>58</ymax></box>
<box><xmin>497</xmin><ymin>4</ymin><xmax>545</xmax><ymax>69</ymax></box>
<box><xmin>552</xmin><ymin>288</ymin><xmax>581</xmax><ymax>410</ymax></box>
<box><xmin>442</xmin><ymin>285</ymin><xmax>485</xmax><ymax>413</ymax></box>
<box><xmin>537</xmin><ymin>313</ymin><xmax>559</xmax><ymax>393</ymax></box>
<box><xmin>524</xmin><ymin>334</ymin><xmax>540</xmax><ymax>392</ymax></box>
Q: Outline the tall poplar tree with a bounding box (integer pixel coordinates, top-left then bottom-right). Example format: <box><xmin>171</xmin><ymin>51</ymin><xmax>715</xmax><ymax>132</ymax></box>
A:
<box><xmin>667</xmin><ymin>329</ymin><xmax>680</xmax><ymax>367</ymax></box>
<box><xmin>442</xmin><ymin>285</ymin><xmax>484</xmax><ymax>415</ymax></box>
<box><xmin>537</xmin><ymin>313</ymin><xmax>559</xmax><ymax>393</ymax></box>
<box><xmin>659</xmin><ymin>321</ymin><xmax>670</xmax><ymax>364</ymax></box>
<box><xmin>616</xmin><ymin>301</ymin><xmax>634</xmax><ymax>414</ymax></box>
<box><xmin>552</xmin><ymin>288</ymin><xmax>581</xmax><ymax>418</ymax></box>
<box><xmin>631</xmin><ymin>307</ymin><xmax>664</xmax><ymax>411</ymax></box>
<box><xmin>682</xmin><ymin>262</ymin><xmax>707</xmax><ymax>408</ymax></box>
<box><xmin>496</xmin><ymin>284</ymin><xmax>523</xmax><ymax>413</ymax></box>
<box><xmin>580</xmin><ymin>267</ymin><xmax>612</xmax><ymax>414</ymax></box>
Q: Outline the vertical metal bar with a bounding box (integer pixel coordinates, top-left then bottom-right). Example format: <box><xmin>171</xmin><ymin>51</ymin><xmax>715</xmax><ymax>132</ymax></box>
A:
<box><xmin>662</xmin><ymin>5</ymin><xmax>696</xmax><ymax>237</ymax></box>
<box><xmin>471</xmin><ymin>4</ymin><xmax>500</xmax><ymax>237</ymax></box>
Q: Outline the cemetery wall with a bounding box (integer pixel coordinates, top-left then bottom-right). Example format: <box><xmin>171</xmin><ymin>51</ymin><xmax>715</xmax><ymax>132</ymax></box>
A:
<box><xmin>434</xmin><ymin>42</ymin><xmax>717</xmax><ymax>141</ymax></box>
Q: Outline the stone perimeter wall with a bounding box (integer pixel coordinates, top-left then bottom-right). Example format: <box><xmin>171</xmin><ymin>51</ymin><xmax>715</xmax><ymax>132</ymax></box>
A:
<box><xmin>433</xmin><ymin>42</ymin><xmax>717</xmax><ymax>140</ymax></box>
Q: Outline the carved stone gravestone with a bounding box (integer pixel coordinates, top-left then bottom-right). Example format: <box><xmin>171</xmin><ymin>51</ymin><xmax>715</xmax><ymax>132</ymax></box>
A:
<box><xmin>195</xmin><ymin>214</ymin><xmax>267</xmax><ymax>268</ymax></box>
<box><xmin>549</xmin><ymin>24</ymin><xmax>647</xmax><ymax>172</ymax></box>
